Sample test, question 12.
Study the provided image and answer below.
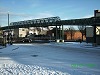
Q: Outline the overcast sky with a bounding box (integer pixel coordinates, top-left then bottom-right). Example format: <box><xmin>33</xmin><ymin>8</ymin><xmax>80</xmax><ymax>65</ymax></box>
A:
<box><xmin>0</xmin><ymin>0</ymin><xmax>100</xmax><ymax>26</ymax></box>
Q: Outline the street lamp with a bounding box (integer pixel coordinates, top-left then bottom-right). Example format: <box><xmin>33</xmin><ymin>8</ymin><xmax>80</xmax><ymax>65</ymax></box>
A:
<box><xmin>7</xmin><ymin>11</ymin><xmax>12</xmax><ymax>45</ymax></box>
<box><xmin>8</xmin><ymin>11</ymin><xmax>12</xmax><ymax>45</ymax></box>
<box><xmin>8</xmin><ymin>11</ymin><xmax>9</xmax><ymax>30</ymax></box>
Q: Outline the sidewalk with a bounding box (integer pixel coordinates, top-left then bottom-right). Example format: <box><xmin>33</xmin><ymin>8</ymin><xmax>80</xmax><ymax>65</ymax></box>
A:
<box><xmin>0</xmin><ymin>45</ymin><xmax>6</xmax><ymax>49</ymax></box>
<box><xmin>50</xmin><ymin>42</ymin><xmax>100</xmax><ymax>50</ymax></box>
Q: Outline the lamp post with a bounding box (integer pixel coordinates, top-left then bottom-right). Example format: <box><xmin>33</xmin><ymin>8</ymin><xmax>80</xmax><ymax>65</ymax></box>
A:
<box><xmin>8</xmin><ymin>12</ymin><xmax>12</xmax><ymax>45</ymax></box>
<box><xmin>8</xmin><ymin>12</ymin><xmax>10</xmax><ymax>44</ymax></box>
<box><xmin>7</xmin><ymin>11</ymin><xmax>10</xmax><ymax>29</ymax></box>
<box><xmin>8</xmin><ymin>12</ymin><xmax>9</xmax><ymax>30</ymax></box>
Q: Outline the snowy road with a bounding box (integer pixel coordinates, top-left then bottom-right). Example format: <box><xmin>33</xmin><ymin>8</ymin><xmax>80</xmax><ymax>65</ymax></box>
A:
<box><xmin>0</xmin><ymin>43</ymin><xmax>100</xmax><ymax>75</ymax></box>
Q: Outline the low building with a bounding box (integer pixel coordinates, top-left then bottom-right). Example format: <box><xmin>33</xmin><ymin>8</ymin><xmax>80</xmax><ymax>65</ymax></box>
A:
<box><xmin>0</xmin><ymin>30</ymin><xmax>3</xmax><ymax>38</ymax></box>
<box><xmin>13</xmin><ymin>28</ymin><xmax>29</xmax><ymax>38</ymax></box>
<box><xmin>64</xmin><ymin>30</ymin><xmax>86</xmax><ymax>40</ymax></box>
<box><xmin>86</xmin><ymin>26</ymin><xmax>100</xmax><ymax>44</ymax></box>
<box><xmin>13</xmin><ymin>27</ymin><xmax>48</xmax><ymax>38</ymax></box>
<box><xmin>47</xmin><ymin>30</ymin><xmax>86</xmax><ymax>41</ymax></box>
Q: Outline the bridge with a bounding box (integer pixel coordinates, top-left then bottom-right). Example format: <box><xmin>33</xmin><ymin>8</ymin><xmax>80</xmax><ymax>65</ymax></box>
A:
<box><xmin>0</xmin><ymin>16</ymin><xmax>100</xmax><ymax>30</ymax></box>
<box><xmin>0</xmin><ymin>10</ymin><xmax>100</xmax><ymax>45</ymax></box>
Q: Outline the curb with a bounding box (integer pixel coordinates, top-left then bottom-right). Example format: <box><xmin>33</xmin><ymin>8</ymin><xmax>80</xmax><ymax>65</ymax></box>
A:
<box><xmin>0</xmin><ymin>46</ymin><xmax>5</xmax><ymax>49</ymax></box>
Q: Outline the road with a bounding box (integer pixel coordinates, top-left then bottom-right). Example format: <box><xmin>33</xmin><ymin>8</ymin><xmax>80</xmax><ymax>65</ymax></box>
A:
<box><xmin>0</xmin><ymin>43</ymin><xmax>100</xmax><ymax>75</ymax></box>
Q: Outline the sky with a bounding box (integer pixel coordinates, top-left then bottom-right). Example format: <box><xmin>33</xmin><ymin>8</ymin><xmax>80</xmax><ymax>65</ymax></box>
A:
<box><xmin>0</xmin><ymin>0</ymin><xmax>100</xmax><ymax>26</ymax></box>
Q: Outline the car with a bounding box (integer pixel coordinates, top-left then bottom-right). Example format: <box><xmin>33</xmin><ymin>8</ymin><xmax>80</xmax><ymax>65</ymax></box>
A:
<box><xmin>21</xmin><ymin>38</ymin><xmax>32</xmax><ymax>43</ymax></box>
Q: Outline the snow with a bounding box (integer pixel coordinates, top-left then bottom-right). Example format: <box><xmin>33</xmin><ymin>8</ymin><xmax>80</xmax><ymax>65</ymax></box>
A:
<box><xmin>0</xmin><ymin>64</ymin><xmax>68</xmax><ymax>75</ymax></box>
<box><xmin>50</xmin><ymin>42</ymin><xmax>100</xmax><ymax>50</ymax></box>
<box><xmin>0</xmin><ymin>42</ymin><xmax>100</xmax><ymax>75</ymax></box>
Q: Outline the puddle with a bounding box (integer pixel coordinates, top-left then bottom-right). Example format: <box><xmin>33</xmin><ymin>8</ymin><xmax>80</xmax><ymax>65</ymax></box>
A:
<box><xmin>31</xmin><ymin>55</ymin><xmax>38</xmax><ymax>57</ymax></box>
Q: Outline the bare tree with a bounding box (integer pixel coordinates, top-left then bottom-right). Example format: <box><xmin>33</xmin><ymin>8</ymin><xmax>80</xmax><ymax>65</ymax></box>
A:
<box><xmin>78</xmin><ymin>25</ymin><xmax>86</xmax><ymax>41</ymax></box>
<box><xmin>68</xmin><ymin>26</ymin><xmax>75</xmax><ymax>40</ymax></box>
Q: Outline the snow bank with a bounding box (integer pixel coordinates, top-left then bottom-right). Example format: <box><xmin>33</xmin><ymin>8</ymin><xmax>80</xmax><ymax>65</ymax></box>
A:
<box><xmin>0</xmin><ymin>64</ymin><xmax>70</xmax><ymax>75</ymax></box>
<box><xmin>0</xmin><ymin>44</ymin><xmax>71</xmax><ymax>75</ymax></box>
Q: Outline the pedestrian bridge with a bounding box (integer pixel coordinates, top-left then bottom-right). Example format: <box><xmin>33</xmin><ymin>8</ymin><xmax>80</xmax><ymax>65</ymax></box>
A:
<box><xmin>0</xmin><ymin>16</ymin><xmax>100</xmax><ymax>30</ymax></box>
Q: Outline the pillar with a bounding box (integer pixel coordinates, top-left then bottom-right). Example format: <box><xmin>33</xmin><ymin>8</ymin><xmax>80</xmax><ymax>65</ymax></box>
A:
<box><xmin>56</xmin><ymin>25</ymin><xmax>57</xmax><ymax>40</ymax></box>
<box><xmin>61</xmin><ymin>25</ymin><xmax>64</xmax><ymax>42</ymax></box>
<box><xmin>93</xmin><ymin>25</ymin><xmax>97</xmax><ymax>46</ymax></box>
<box><xmin>59</xmin><ymin>26</ymin><xmax>61</xmax><ymax>39</ymax></box>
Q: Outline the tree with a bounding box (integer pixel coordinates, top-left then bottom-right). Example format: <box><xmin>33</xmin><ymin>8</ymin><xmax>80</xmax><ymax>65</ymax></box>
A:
<box><xmin>78</xmin><ymin>25</ymin><xmax>86</xmax><ymax>41</ymax></box>
<box><xmin>51</xmin><ymin>27</ymin><xmax>60</xmax><ymax>39</ymax></box>
<box><xmin>68</xmin><ymin>26</ymin><xmax>75</xmax><ymax>40</ymax></box>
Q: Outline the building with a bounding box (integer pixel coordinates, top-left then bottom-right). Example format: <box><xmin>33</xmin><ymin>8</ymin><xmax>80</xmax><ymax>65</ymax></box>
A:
<box><xmin>64</xmin><ymin>30</ymin><xmax>86</xmax><ymax>40</ymax></box>
<box><xmin>86</xmin><ymin>10</ymin><xmax>100</xmax><ymax>45</ymax></box>
<box><xmin>0</xmin><ymin>29</ymin><xmax>3</xmax><ymax>44</ymax></box>
<box><xmin>13</xmin><ymin>27</ymin><xmax>49</xmax><ymax>38</ymax></box>
<box><xmin>96</xmin><ymin>26</ymin><xmax>100</xmax><ymax>35</ymax></box>
<box><xmin>13</xmin><ymin>28</ymin><xmax>29</xmax><ymax>38</ymax></box>
<box><xmin>47</xmin><ymin>29</ymin><xmax>86</xmax><ymax>41</ymax></box>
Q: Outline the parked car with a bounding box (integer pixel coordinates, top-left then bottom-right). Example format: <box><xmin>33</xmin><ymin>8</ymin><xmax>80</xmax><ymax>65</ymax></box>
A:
<box><xmin>21</xmin><ymin>38</ymin><xmax>32</xmax><ymax>43</ymax></box>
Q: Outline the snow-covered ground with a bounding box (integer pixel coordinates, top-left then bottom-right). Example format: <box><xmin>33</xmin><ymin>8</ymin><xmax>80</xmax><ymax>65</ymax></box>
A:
<box><xmin>0</xmin><ymin>42</ymin><xmax>100</xmax><ymax>75</ymax></box>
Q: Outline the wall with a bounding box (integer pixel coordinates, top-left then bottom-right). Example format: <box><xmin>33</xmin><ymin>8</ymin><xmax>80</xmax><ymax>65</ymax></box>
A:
<box><xmin>64</xmin><ymin>31</ymin><xmax>86</xmax><ymax>40</ymax></box>
<box><xmin>19</xmin><ymin>28</ymin><xmax>28</xmax><ymax>37</ymax></box>
<box><xmin>13</xmin><ymin>28</ymin><xmax>28</xmax><ymax>38</ymax></box>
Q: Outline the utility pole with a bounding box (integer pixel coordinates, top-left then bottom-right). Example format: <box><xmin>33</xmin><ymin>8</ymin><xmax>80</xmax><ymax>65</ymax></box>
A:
<box><xmin>8</xmin><ymin>12</ymin><xmax>10</xmax><ymax>44</ymax></box>
<box><xmin>8</xmin><ymin>13</ymin><xmax>9</xmax><ymax>29</ymax></box>
<box><xmin>7</xmin><ymin>11</ymin><xmax>10</xmax><ymax>29</ymax></box>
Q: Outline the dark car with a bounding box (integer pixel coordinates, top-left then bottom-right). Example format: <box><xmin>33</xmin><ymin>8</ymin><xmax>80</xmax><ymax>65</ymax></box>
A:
<box><xmin>21</xmin><ymin>38</ymin><xmax>32</xmax><ymax>43</ymax></box>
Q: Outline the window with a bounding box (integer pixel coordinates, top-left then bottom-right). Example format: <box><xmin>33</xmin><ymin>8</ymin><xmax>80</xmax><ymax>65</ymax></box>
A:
<box><xmin>22</xmin><ymin>29</ymin><xmax>25</xmax><ymax>31</ymax></box>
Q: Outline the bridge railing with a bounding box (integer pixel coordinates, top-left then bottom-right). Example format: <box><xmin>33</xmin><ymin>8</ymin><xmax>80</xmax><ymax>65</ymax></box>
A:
<box><xmin>0</xmin><ymin>17</ymin><xmax>100</xmax><ymax>30</ymax></box>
